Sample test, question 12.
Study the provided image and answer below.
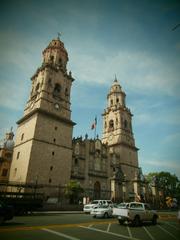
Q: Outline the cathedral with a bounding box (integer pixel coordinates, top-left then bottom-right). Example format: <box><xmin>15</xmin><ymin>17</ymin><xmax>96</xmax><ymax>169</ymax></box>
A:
<box><xmin>8</xmin><ymin>37</ymin><xmax>146</xmax><ymax>202</ymax></box>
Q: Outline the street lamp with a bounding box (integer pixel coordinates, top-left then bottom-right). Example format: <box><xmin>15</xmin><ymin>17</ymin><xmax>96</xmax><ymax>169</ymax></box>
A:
<box><xmin>122</xmin><ymin>174</ymin><xmax>126</xmax><ymax>202</ymax></box>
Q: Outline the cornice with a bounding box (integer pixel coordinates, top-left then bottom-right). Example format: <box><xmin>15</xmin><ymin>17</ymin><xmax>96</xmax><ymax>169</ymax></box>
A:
<box><xmin>17</xmin><ymin>108</ymin><xmax>76</xmax><ymax>126</ymax></box>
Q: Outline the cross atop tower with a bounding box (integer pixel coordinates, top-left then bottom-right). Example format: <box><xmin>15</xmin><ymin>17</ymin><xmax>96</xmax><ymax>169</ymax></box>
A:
<box><xmin>57</xmin><ymin>32</ymin><xmax>61</xmax><ymax>39</ymax></box>
<box><xmin>114</xmin><ymin>74</ymin><xmax>118</xmax><ymax>82</ymax></box>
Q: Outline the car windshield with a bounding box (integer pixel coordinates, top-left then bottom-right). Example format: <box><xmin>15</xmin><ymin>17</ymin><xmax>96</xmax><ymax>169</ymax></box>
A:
<box><xmin>117</xmin><ymin>203</ymin><xmax>128</xmax><ymax>208</ymax></box>
<box><xmin>99</xmin><ymin>205</ymin><xmax>108</xmax><ymax>209</ymax></box>
<box><xmin>91</xmin><ymin>200</ymin><xmax>99</xmax><ymax>204</ymax></box>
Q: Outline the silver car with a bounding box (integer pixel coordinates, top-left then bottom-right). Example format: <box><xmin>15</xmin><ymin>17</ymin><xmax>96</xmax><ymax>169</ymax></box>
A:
<box><xmin>90</xmin><ymin>205</ymin><xmax>113</xmax><ymax>218</ymax></box>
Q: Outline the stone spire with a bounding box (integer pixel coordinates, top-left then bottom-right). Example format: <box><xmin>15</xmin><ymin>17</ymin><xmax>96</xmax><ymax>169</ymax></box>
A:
<box><xmin>42</xmin><ymin>36</ymin><xmax>68</xmax><ymax>69</ymax></box>
<box><xmin>108</xmin><ymin>77</ymin><xmax>126</xmax><ymax>108</ymax></box>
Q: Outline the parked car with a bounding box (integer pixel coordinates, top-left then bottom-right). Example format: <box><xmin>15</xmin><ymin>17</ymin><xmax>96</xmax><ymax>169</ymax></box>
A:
<box><xmin>90</xmin><ymin>205</ymin><xmax>113</xmax><ymax>218</ymax></box>
<box><xmin>0</xmin><ymin>201</ymin><xmax>14</xmax><ymax>224</ymax></box>
<box><xmin>112</xmin><ymin>202</ymin><xmax>129</xmax><ymax>216</ymax></box>
<box><xmin>83</xmin><ymin>200</ymin><xmax>113</xmax><ymax>213</ymax></box>
<box><xmin>113</xmin><ymin>202</ymin><xmax>158</xmax><ymax>226</ymax></box>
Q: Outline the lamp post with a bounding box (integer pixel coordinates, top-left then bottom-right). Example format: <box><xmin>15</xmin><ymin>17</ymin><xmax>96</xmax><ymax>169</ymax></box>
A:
<box><xmin>122</xmin><ymin>174</ymin><xmax>126</xmax><ymax>202</ymax></box>
<box><xmin>142</xmin><ymin>183</ymin><xmax>146</xmax><ymax>202</ymax></box>
<box><xmin>34</xmin><ymin>175</ymin><xmax>38</xmax><ymax>199</ymax></box>
<box><xmin>122</xmin><ymin>183</ymin><xmax>126</xmax><ymax>202</ymax></box>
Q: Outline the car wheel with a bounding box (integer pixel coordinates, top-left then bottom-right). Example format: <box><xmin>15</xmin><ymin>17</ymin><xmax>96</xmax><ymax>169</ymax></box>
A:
<box><xmin>133</xmin><ymin>216</ymin><xmax>141</xmax><ymax>227</ymax></box>
<box><xmin>152</xmin><ymin>215</ymin><xmax>157</xmax><ymax>225</ymax></box>
<box><xmin>118</xmin><ymin>219</ymin><xmax>124</xmax><ymax>225</ymax></box>
<box><xmin>104</xmin><ymin>212</ymin><xmax>108</xmax><ymax>218</ymax></box>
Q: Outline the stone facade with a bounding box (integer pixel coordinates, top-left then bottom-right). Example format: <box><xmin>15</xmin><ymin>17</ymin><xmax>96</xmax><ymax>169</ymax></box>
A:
<box><xmin>71</xmin><ymin>137</ymin><xmax>111</xmax><ymax>200</ymax></box>
<box><xmin>8</xmin><ymin>37</ymin><xmax>145</xmax><ymax>202</ymax></box>
<box><xmin>102</xmin><ymin>78</ymin><xmax>141</xmax><ymax>201</ymax></box>
<box><xmin>9</xmin><ymin>37</ymin><xmax>75</xmax><ymax>189</ymax></box>
<box><xmin>71</xmin><ymin>79</ymin><xmax>145</xmax><ymax>202</ymax></box>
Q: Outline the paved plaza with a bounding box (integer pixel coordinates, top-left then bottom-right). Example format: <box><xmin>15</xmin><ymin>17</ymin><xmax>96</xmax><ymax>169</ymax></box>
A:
<box><xmin>0</xmin><ymin>212</ymin><xmax>179</xmax><ymax>240</ymax></box>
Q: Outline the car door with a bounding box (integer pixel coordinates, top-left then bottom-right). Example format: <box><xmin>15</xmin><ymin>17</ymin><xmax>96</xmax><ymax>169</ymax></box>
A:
<box><xmin>144</xmin><ymin>204</ymin><xmax>152</xmax><ymax>220</ymax></box>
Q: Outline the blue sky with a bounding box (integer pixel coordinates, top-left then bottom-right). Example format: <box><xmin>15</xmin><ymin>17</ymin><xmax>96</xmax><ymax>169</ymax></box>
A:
<box><xmin>0</xmin><ymin>0</ymin><xmax>180</xmax><ymax>178</ymax></box>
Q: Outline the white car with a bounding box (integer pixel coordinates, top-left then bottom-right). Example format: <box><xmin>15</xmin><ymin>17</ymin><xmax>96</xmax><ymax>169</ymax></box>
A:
<box><xmin>113</xmin><ymin>202</ymin><xmax>158</xmax><ymax>226</ymax></box>
<box><xmin>112</xmin><ymin>202</ymin><xmax>129</xmax><ymax>216</ymax></box>
<box><xmin>83</xmin><ymin>200</ymin><xmax>113</xmax><ymax>213</ymax></box>
<box><xmin>90</xmin><ymin>205</ymin><xmax>113</xmax><ymax>218</ymax></box>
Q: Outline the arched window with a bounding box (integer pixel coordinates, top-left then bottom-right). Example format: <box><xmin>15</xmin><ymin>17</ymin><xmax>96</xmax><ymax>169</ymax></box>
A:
<box><xmin>53</xmin><ymin>83</ymin><xmax>61</xmax><ymax>98</ymax></box>
<box><xmin>59</xmin><ymin>58</ymin><xmax>62</xmax><ymax>65</ymax></box>
<box><xmin>124</xmin><ymin>119</ymin><xmax>128</xmax><ymax>128</ymax></box>
<box><xmin>65</xmin><ymin>88</ymin><xmax>68</xmax><ymax>96</ymax></box>
<box><xmin>116</xmin><ymin>98</ymin><xmax>119</xmax><ymax>103</ymax></box>
<box><xmin>109</xmin><ymin>120</ymin><xmax>114</xmax><ymax>130</ymax></box>
<box><xmin>104</xmin><ymin>121</ymin><xmax>107</xmax><ymax>129</ymax></box>
<box><xmin>75</xmin><ymin>158</ymin><xmax>78</xmax><ymax>165</ymax></box>
<box><xmin>48</xmin><ymin>78</ymin><xmax>52</xmax><ymax>87</ymax></box>
<box><xmin>35</xmin><ymin>83</ymin><xmax>40</xmax><ymax>91</ymax></box>
<box><xmin>110</xmin><ymin>99</ymin><xmax>113</xmax><ymax>106</ymax></box>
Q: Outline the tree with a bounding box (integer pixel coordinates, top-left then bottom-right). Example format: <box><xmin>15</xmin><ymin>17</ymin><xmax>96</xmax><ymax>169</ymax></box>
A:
<box><xmin>65</xmin><ymin>180</ymin><xmax>84</xmax><ymax>204</ymax></box>
<box><xmin>146</xmin><ymin>171</ymin><xmax>180</xmax><ymax>200</ymax></box>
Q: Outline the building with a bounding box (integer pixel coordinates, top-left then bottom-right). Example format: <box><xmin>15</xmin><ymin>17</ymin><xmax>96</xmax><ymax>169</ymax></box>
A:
<box><xmin>0</xmin><ymin>129</ymin><xmax>14</xmax><ymax>183</ymax></box>
<box><xmin>72</xmin><ymin>136</ymin><xmax>111</xmax><ymax>201</ymax></box>
<box><xmin>8</xmin><ymin>37</ymin><xmax>145</xmax><ymax>202</ymax></box>
<box><xmin>102</xmin><ymin>78</ymin><xmax>142</xmax><ymax>201</ymax></box>
<box><xmin>9</xmin><ymin>37</ymin><xmax>75</xmax><ymax>189</ymax></box>
<box><xmin>72</xmin><ymin>79</ymin><xmax>145</xmax><ymax>202</ymax></box>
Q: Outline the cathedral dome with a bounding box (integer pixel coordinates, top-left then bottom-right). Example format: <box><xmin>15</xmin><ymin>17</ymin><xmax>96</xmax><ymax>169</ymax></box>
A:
<box><xmin>110</xmin><ymin>79</ymin><xmax>121</xmax><ymax>92</ymax></box>
<box><xmin>0</xmin><ymin>131</ymin><xmax>14</xmax><ymax>150</ymax></box>
<box><xmin>109</xmin><ymin>78</ymin><xmax>125</xmax><ymax>96</ymax></box>
<box><xmin>45</xmin><ymin>38</ymin><xmax>67</xmax><ymax>53</ymax></box>
<box><xmin>42</xmin><ymin>37</ymin><xmax>69</xmax><ymax>64</ymax></box>
<box><xmin>3</xmin><ymin>139</ymin><xmax>14</xmax><ymax>150</ymax></box>
<box><xmin>107</xmin><ymin>77</ymin><xmax>126</xmax><ymax>108</ymax></box>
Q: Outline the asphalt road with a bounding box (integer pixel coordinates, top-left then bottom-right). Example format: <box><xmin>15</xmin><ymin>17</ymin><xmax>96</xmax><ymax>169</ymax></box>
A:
<box><xmin>0</xmin><ymin>212</ymin><xmax>179</xmax><ymax>240</ymax></box>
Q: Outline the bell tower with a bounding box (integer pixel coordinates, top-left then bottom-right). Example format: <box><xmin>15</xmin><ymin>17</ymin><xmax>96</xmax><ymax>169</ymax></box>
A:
<box><xmin>102</xmin><ymin>77</ymin><xmax>140</xmax><ymax>200</ymax></box>
<box><xmin>102</xmin><ymin>78</ymin><xmax>135</xmax><ymax>148</ymax></box>
<box><xmin>9</xmin><ymin>37</ymin><xmax>75</xmax><ymax>187</ymax></box>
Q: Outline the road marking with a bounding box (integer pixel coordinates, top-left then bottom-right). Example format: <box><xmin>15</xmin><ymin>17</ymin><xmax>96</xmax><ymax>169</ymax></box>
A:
<box><xmin>0</xmin><ymin>220</ymin><xmax>116</xmax><ymax>233</ymax></box>
<box><xmin>164</xmin><ymin>222</ymin><xmax>179</xmax><ymax>230</ymax></box>
<box><xmin>127</xmin><ymin>226</ymin><xmax>132</xmax><ymax>238</ymax></box>
<box><xmin>157</xmin><ymin>225</ymin><xmax>178</xmax><ymax>240</ymax></box>
<box><xmin>88</xmin><ymin>224</ymin><xmax>93</xmax><ymax>228</ymax></box>
<box><xmin>143</xmin><ymin>226</ymin><xmax>155</xmax><ymax>240</ymax></box>
<box><xmin>107</xmin><ymin>223</ymin><xmax>111</xmax><ymax>232</ymax></box>
<box><xmin>42</xmin><ymin>228</ymin><xmax>80</xmax><ymax>240</ymax></box>
<box><xmin>80</xmin><ymin>225</ymin><xmax>141</xmax><ymax>240</ymax></box>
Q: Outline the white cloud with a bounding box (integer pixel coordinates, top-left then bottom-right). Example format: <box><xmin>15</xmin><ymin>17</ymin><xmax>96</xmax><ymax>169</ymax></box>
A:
<box><xmin>0</xmin><ymin>30</ymin><xmax>179</xmax><ymax>122</ymax></box>
<box><xmin>69</xmin><ymin>47</ymin><xmax>180</xmax><ymax>97</ymax></box>
<box><xmin>134</xmin><ymin>107</ymin><xmax>180</xmax><ymax>127</ymax></box>
<box><xmin>0</xmin><ymin>80</ymin><xmax>28</xmax><ymax>111</ymax></box>
<box><xmin>0</xmin><ymin>31</ymin><xmax>45</xmax><ymax>111</ymax></box>
<box><xmin>140</xmin><ymin>158</ymin><xmax>180</xmax><ymax>178</ymax></box>
<box><xmin>0</xmin><ymin>31</ymin><xmax>43</xmax><ymax>73</ymax></box>
<box><xmin>144</xmin><ymin>159</ymin><xmax>179</xmax><ymax>169</ymax></box>
<box><xmin>134</xmin><ymin>113</ymin><xmax>152</xmax><ymax>125</ymax></box>
<box><xmin>163</xmin><ymin>132</ymin><xmax>180</xmax><ymax>144</ymax></box>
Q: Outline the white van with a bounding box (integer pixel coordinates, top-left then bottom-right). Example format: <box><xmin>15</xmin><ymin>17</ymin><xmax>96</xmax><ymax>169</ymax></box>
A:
<box><xmin>83</xmin><ymin>200</ymin><xmax>113</xmax><ymax>213</ymax></box>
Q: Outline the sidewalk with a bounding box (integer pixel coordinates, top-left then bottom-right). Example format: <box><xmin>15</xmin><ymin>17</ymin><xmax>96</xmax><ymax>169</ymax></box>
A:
<box><xmin>31</xmin><ymin>210</ymin><xmax>84</xmax><ymax>215</ymax></box>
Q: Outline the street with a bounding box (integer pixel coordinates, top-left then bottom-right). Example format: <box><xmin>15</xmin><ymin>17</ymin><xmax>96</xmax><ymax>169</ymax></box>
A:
<box><xmin>0</xmin><ymin>212</ymin><xmax>179</xmax><ymax>240</ymax></box>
